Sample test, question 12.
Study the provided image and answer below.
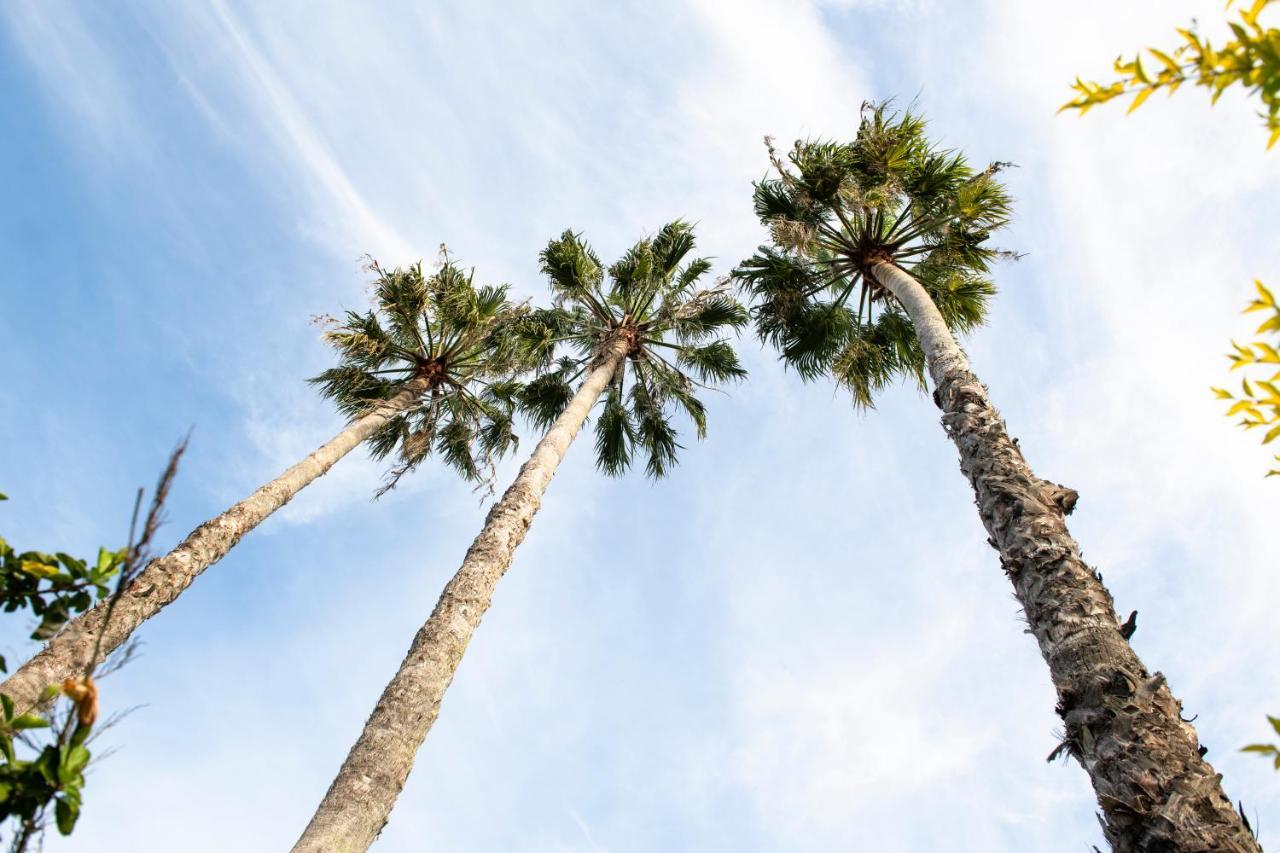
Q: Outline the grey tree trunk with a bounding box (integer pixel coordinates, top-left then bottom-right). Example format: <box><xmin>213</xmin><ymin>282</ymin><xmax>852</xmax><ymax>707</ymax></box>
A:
<box><xmin>291</xmin><ymin>336</ymin><xmax>630</xmax><ymax>853</ymax></box>
<box><xmin>0</xmin><ymin>377</ymin><xmax>432</xmax><ymax>716</ymax></box>
<box><xmin>870</xmin><ymin>261</ymin><xmax>1259</xmax><ymax>852</ymax></box>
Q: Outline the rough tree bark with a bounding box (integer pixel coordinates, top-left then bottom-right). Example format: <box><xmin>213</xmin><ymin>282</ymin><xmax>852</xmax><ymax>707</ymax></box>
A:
<box><xmin>291</xmin><ymin>335</ymin><xmax>631</xmax><ymax>853</ymax></box>
<box><xmin>0</xmin><ymin>376</ymin><xmax>432</xmax><ymax>716</ymax></box>
<box><xmin>870</xmin><ymin>260</ymin><xmax>1259</xmax><ymax>852</ymax></box>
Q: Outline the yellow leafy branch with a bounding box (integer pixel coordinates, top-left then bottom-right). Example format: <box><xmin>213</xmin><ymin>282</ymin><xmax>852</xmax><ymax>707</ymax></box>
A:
<box><xmin>1212</xmin><ymin>281</ymin><xmax>1280</xmax><ymax>475</ymax></box>
<box><xmin>1061</xmin><ymin>0</ymin><xmax>1280</xmax><ymax>149</ymax></box>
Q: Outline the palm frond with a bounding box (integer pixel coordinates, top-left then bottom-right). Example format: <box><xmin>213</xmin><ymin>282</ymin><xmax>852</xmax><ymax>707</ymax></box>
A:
<box><xmin>675</xmin><ymin>341</ymin><xmax>747</xmax><ymax>384</ymax></box>
<box><xmin>631</xmin><ymin>378</ymin><xmax>680</xmax><ymax>479</ymax></box>
<box><xmin>594</xmin><ymin>387</ymin><xmax>635</xmax><ymax>476</ymax></box>
<box><xmin>541</xmin><ymin>230</ymin><xmax>605</xmax><ymax>306</ymax></box>
<box><xmin>314</xmin><ymin>255</ymin><xmax>532</xmax><ymax>496</ymax></box>
<box><xmin>650</xmin><ymin>220</ymin><xmax>696</xmax><ymax>276</ymax></box>
<box><xmin>519</xmin><ymin>365</ymin><xmax>576</xmax><ymax>430</ymax></box>
<box><xmin>737</xmin><ymin>100</ymin><xmax>1014</xmax><ymax>406</ymax></box>
<box><xmin>525</xmin><ymin>223</ymin><xmax>746</xmax><ymax>477</ymax></box>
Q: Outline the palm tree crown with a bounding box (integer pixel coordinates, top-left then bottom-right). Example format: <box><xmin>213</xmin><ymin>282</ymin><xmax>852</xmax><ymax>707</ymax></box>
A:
<box><xmin>734</xmin><ymin>102</ymin><xmax>1015</xmax><ymax>405</ymax></box>
<box><xmin>520</xmin><ymin>221</ymin><xmax>749</xmax><ymax>477</ymax></box>
<box><xmin>311</xmin><ymin>257</ymin><xmax>532</xmax><ymax>493</ymax></box>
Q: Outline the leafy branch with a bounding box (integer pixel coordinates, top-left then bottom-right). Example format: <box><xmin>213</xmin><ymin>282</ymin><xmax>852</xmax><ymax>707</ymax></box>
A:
<box><xmin>1212</xmin><ymin>281</ymin><xmax>1280</xmax><ymax>476</ymax></box>
<box><xmin>0</xmin><ymin>536</ymin><xmax>126</xmax><ymax>648</ymax></box>
<box><xmin>0</xmin><ymin>437</ymin><xmax>185</xmax><ymax>848</ymax></box>
<box><xmin>1242</xmin><ymin>714</ymin><xmax>1280</xmax><ymax>768</ymax></box>
<box><xmin>1061</xmin><ymin>0</ymin><xmax>1280</xmax><ymax>148</ymax></box>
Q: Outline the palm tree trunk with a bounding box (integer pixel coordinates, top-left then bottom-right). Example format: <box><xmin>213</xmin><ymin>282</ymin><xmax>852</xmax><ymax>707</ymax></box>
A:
<box><xmin>0</xmin><ymin>377</ymin><xmax>432</xmax><ymax>717</ymax></box>
<box><xmin>291</xmin><ymin>335</ymin><xmax>630</xmax><ymax>853</ymax></box>
<box><xmin>870</xmin><ymin>260</ymin><xmax>1258</xmax><ymax>852</ymax></box>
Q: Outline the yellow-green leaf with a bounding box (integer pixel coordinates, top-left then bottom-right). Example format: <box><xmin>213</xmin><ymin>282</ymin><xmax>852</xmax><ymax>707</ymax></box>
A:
<box><xmin>1148</xmin><ymin>48</ymin><xmax>1184</xmax><ymax>74</ymax></box>
<box><xmin>1133</xmin><ymin>56</ymin><xmax>1153</xmax><ymax>84</ymax></box>
<box><xmin>1242</xmin><ymin>0</ymin><xmax>1269</xmax><ymax>26</ymax></box>
<box><xmin>19</xmin><ymin>560</ymin><xmax>58</xmax><ymax>579</ymax></box>
<box><xmin>1128</xmin><ymin>87</ymin><xmax>1156</xmax><ymax>113</ymax></box>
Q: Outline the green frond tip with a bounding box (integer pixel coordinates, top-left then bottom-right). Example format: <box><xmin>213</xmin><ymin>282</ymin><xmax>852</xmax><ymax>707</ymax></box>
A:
<box><xmin>312</xmin><ymin>255</ymin><xmax>536</xmax><ymax>495</ymax></box>
<box><xmin>734</xmin><ymin>99</ymin><xmax>1014</xmax><ymax>407</ymax></box>
<box><xmin>526</xmin><ymin>221</ymin><xmax>749</xmax><ymax>478</ymax></box>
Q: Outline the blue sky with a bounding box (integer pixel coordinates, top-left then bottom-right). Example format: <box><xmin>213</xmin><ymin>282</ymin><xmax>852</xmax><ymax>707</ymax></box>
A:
<box><xmin>2</xmin><ymin>1</ymin><xmax>1279</xmax><ymax>850</ymax></box>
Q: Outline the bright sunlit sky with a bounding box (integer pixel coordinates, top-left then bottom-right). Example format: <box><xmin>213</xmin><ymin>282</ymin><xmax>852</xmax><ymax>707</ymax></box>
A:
<box><xmin>2</xmin><ymin>1</ymin><xmax>1279</xmax><ymax>851</ymax></box>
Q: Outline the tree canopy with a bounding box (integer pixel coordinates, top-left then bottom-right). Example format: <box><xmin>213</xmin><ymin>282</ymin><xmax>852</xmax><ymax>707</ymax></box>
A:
<box><xmin>734</xmin><ymin>103</ymin><xmax>1013</xmax><ymax>405</ymax></box>
<box><xmin>518</xmin><ymin>222</ymin><xmax>748</xmax><ymax>477</ymax></box>
<box><xmin>311</xmin><ymin>258</ymin><xmax>534</xmax><ymax>494</ymax></box>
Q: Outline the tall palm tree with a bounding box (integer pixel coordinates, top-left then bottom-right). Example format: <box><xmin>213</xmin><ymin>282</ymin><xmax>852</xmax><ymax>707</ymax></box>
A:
<box><xmin>292</xmin><ymin>222</ymin><xmax>747</xmax><ymax>853</ymax></box>
<box><xmin>735</xmin><ymin>104</ymin><xmax>1260</xmax><ymax>852</ymax></box>
<box><xmin>0</xmin><ymin>260</ymin><xmax>529</xmax><ymax>717</ymax></box>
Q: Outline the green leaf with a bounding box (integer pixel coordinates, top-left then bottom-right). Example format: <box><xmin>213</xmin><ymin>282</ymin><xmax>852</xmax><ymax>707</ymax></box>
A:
<box><xmin>0</xmin><ymin>694</ymin><xmax>11</xmax><ymax>721</ymax></box>
<box><xmin>1241</xmin><ymin>743</ymin><xmax>1278</xmax><ymax>753</ymax></box>
<box><xmin>10</xmin><ymin>713</ymin><xmax>50</xmax><ymax>731</ymax></box>
<box><xmin>62</xmin><ymin>744</ymin><xmax>90</xmax><ymax>777</ymax></box>
<box><xmin>1269</xmin><ymin>714</ymin><xmax>1280</xmax><ymax>737</ymax></box>
<box><xmin>70</xmin><ymin>720</ymin><xmax>92</xmax><ymax>748</ymax></box>
<box><xmin>55</xmin><ymin>797</ymin><xmax>79</xmax><ymax>835</ymax></box>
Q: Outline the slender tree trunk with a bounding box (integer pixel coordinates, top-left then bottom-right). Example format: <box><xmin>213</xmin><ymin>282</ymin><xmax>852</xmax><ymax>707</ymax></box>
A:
<box><xmin>870</xmin><ymin>261</ymin><xmax>1259</xmax><ymax>852</ymax></box>
<box><xmin>292</xmin><ymin>335</ymin><xmax>630</xmax><ymax>853</ymax></box>
<box><xmin>0</xmin><ymin>377</ymin><xmax>432</xmax><ymax>716</ymax></box>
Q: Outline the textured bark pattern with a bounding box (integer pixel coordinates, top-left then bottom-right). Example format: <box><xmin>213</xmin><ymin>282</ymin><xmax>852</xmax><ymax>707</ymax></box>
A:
<box><xmin>872</xmin><ymin>263</ymin><xmax>1259</xmax><ymax>852</ymax></box>
<box><xmin>0</xmin><ymin>378</ymin><xmax>431</xmax><ymax>716</ymax></box>
<box><xmin>292</xmin><ymin>337</ymin><xmax>630</xmax><ymax>853</ymax></box>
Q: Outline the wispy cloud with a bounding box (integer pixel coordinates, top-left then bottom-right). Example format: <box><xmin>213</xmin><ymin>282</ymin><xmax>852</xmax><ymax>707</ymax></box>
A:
<box><xmin>200</xmin><ymin>0</ymin><xmax>417</xmax><ymax>263</ymax></box>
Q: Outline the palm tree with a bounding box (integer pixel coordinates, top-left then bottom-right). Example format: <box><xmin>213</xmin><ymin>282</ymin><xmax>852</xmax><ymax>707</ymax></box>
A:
<box><xmin>292</xmin><ymin>222</ymin><xmax>747</xmax><ymax>853</ymax></box>
<box><xmin>0</xmin><ymin>259</ymin><xmax>529</xmax><ymax>718</ymax></box>
<box><xmin>735</xmin><ymin>104</ymin><xmax>1260</xmax><ymax>852</ymax></box>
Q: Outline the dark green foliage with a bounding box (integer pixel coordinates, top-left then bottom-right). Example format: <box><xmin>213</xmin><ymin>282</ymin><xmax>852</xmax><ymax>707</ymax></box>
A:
<box><xmin>311</xmin><ymin>257</ymin><xmax>536</xmax><ymax>495</ymax></box>
<box><xmin>520</xmin><ymin>222</ymin><xmax>748</xmax><ymax>477</ymax></box>
<box><xmin>0</xmin><ymin>495</ymin><xmax>121</xmax><ymax>843</ymax></box>
<box><xmin>0</xmin><ymin>539</ymin><xmax>124</xmax><ymax>645</ymax></box>
<box><xmin>734</xmin><ymin>102</ymin><xmax>1014</xmax><ymax>406</ymax></box>
<box><xmin>0</xmin><ymin>695</ymin><xmax>91</xmax><ymax>839</ymax></box>
<box><xmin>0</xmin><ymin>436</ymin><xmax>181</xmax><ymax>846</ymax></box>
